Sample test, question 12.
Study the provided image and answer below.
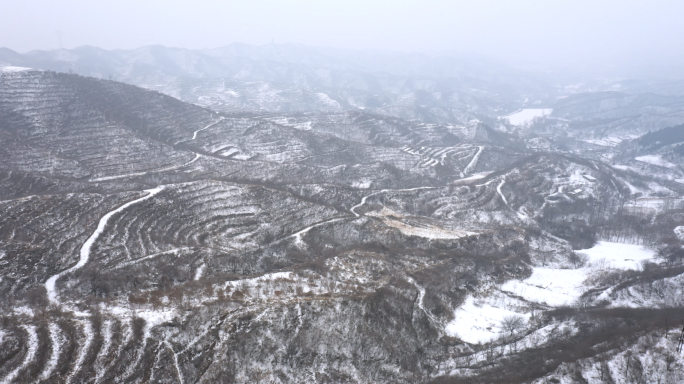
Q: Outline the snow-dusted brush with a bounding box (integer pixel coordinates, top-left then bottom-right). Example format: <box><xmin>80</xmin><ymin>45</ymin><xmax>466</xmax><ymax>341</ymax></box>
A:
<box><xmin>2</xmin><ymin>61</ymin><xmax>684</xmax><ymax>384</ymax></box>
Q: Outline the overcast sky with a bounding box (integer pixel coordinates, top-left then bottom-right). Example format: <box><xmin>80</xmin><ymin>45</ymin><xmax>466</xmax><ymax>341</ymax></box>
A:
<box><xmin>2</xmin><ymin>0</ymin><xmax>683</xmax><ymax>74</ymax></box>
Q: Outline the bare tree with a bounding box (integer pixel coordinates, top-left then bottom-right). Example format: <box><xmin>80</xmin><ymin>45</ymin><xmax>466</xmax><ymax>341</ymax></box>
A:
<box><xmin>501</xmin><ymin>315</ymin><xmax>525</xmax><ymax>337</ymax></box>
<box><xmin>501</xmin><ymin>315</ymin><xmax>525</xmax><ymax>354</ymax></box>
<box><xmin>568</xmin><ymin>252</ymin><xmax>589</xmax><ymax>269</ymax></box>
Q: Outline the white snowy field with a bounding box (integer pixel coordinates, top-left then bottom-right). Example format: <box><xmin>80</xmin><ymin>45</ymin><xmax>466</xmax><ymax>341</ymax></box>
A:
<box><xmin>502</xmin><ymin>267</ymin><xmax>588</xmax><ymax>307</ymax></box>
<box><xmin>503</xmin><ymin>242</ymin><xmax>655</xmax><ymax>306</ymax></box>
<box><xmin>445</xmin><ymin>296</ymin><xmax>531</xmax><ymax>343</ymax></box>
<box><xmin>581</xmin><ymin>135</ymin><xmax>638</xmax><ymax>147</ymax></box>
<box><xmin>0</xmin><ymin>65</ymin><xmax>31</xmax><ymax>73</ymax></box>
<box><xmin>576</xmin><ymin>241</ymin><xmax>656</xmax><ymax>269</ymax></box>
<box><xmin>635</xmin><ymin>155</ymin><xmax>677</xmax><ymax>168</ymax></box>
<box><xmin>446</xmin><ymin>242</ymin><xmax>656</xmax><ymax>343</ymax></box>
<box><xmin>675</xmin><ymin>226</ymin><xmax>684</xmax><ymax>241</ymax></box>
<box><xmin>503</xmin><ymin>109</ymin><xmax>552</xmax><ymax>125</ymax></box>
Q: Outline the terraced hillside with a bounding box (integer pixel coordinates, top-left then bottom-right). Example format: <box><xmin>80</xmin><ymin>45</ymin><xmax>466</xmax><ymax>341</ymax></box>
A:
<box><xmin>2</xmin><ymin>70</ymin><xmax>684</xmax><ymax>383</ymax></box>
<box><xmin>0</xmin><ymin>44</ymin><xmax>558</xmax><ymax>124</ymax></box>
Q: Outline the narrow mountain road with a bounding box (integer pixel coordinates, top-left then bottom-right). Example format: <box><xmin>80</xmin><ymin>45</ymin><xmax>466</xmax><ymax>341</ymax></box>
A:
<box><xmin>45</xmin><ymin>186</ymin><xmax>165</xmax><ymax>303</ymax></box>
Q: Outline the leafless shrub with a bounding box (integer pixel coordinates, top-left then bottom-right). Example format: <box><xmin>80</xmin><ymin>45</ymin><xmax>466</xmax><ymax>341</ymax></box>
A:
<box><xmin>500</xmin><ymin>315</ymin><xmax>525</xmax><ymax>337</ymax></box>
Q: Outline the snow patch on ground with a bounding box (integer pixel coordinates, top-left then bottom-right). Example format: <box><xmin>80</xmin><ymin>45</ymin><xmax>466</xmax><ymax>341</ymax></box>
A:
<box><xmin>453</xmin><ymin>172</ymin><xmax>491</xmax><ymax>184</ymax></box>
<box><xmin>582</xmin><ymin>136</ymin><xmax>624</xmax><ymax>147</ymax></box>
<box><xmin>613</xmin><ymin>164</ymin><xmax>639</xmax><ymax>172</ymax></box>
<box><xmin>622</xmin><ymin>180</ymin><xmax>642</xmax><ymax>195</ymax></box>
<box><xmin>135</xmin><ymin>308</ymin><xmax>177</xmax><ymax>327</ymax></box>
<box><xmin>582</xmin><ymin>134</ymin><xmax>638</xmax><ymax>148</ymax></box>
<box><xmin>106</xmin><ymin>306</ymin><xmax>177</xmax><ymax>328</ymax></box>
<box><xmin>636</xmin><ymin>155</ymin><xmax>676</xmax><ymax>168</ymax></box>
<box><xmin>503</xmin><ymin>268</ymin><xmax>588</xmax><ymax>307</ymax></box>
<box><xmin>502</xmin><ymin>242</ymin><xmax>656</xmax><ymax>306</ymax></box>
<box><xmin>446</xmin><ymin>296</ymin><xmax>530</xmax><ymax>343</ymax></box>
<box><xmin>675</xmin><ymin>226</ymin><xmax>684</xmax><ymax>241</ymax></box>
<box><xmin>194</xmin><ymin>263</ymin><xmax>206</xmax><ymax>280</ymax></box>
<box><xmin>316</xmin><ymin>93</ymin><xmax>341</xmax><ymax>108</ymax></box>
<box><xmin>447</xmin><ymin>242</ymin><xmax>657</xmax><ymax>343</ymax></box>
<box><xmin>503</xmin><ymin>109</ymin><xmax>552</xmax><ymax>125</ymax></box>
<box><xmin>351</xmin><ymin>179</ymin><xmax>372</xmax><ymax>189</ymax></box>
<box><xmin>578</xmin><ymin>241</ymin><xmax>655</xmax><ymax>269</ymax></box>
<box><xmin>39</xmin><ymin>323</ymin><xmax>63</xmax><ymax>381</ymax></box>
<box><xmin>624</xmin><ymin>196</ymin><xmax>684</xmax><ymax>212</ymax></box>
<box><xmin>367</xmin><ymin>207</ymin><xmax>475</xmax><ymax>239</ymax></box>
<box><xmin>0</xmin><ymin>66</ymin><xmax>31</xmax><ymax>73</ymax></box>
<box><xmin>13</xmin><ymin>306</ymin><xmax>34</xmax><ymax>317</ymax></box>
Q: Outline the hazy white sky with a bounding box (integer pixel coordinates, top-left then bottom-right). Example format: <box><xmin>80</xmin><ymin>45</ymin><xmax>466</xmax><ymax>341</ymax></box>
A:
<box><xmin>2</xmin><ymin>0</ymin><xmax>683</xmax><ymax>71</ymax></box>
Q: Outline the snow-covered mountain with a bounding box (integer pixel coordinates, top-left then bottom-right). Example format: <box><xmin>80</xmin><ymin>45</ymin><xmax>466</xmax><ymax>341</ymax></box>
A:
<box><xmin>0</xmin><ymin>44</ymin><xmax>559</xmax><ymax>122</ymax></box>
<box><xmin>1</xmin><ymin>53</ymin><xmax>684</xmax><ymax>383</ymax></box>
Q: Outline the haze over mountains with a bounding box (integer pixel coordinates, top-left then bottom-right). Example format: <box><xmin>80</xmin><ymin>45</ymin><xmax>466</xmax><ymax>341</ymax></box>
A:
<box><xmin>1</xmin><ymin>44</ymin><xmax>562</xmax><ymax>123</ymax></box>
<box><xmin>2</xmin><ymin>43</ymin><xmax>684</xmax><ymax>383</ymax></box>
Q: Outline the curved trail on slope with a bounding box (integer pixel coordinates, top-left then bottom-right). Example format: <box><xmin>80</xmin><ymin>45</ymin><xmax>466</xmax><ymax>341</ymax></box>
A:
<box><xmin>0</xmin><ymin>325</ymin><xmax>38</xmax><ymax>384</ymax></box>
<box><xmin>175</xmin><ymin>116</ymin><xmax>226</xmax><ymax>144</ymax></box>
<box><xmin>351</xmin><ymin>186</ymin><xmax>436</xmax><ymax>217</ymax></box>
<box><xmin>462</xmin><ymin>146</ymin><xmax>484</xmax><ymax>175</ymax></box>
<box><xmin>165</xmin><ymin>340</ymin><xmax>184</xmax><ymax>384</ymax></box>
<box><xmin>290</xmin><ymin>217</ymin><xmax>348</xmax><ymax>246</ymax></box>
<box><xmin>496</xmin><ymin>179</ymin><xmax>509</xmax><ymax>208</ymax></box>
<box><xmin>65</xmin><ymin>319</ymin><xmax>94</xmax><ymax>384</ymax></box>
<box><xmin>496</xmin><ymin>178</ymin><xmax>528</xmax><ymax>219</ymax></box>
<box><xmin>91</xmin><ymin>115</ymin><xmax>220</xmax><ymax>182</ymax></box>
<box><xmin>107</xmin><ymin>247</ymin><xmax>191</xmax><ymax>271</ymax></box>
<box><xmin>405</xmin><ymin>276</ymin><xmax>440</xmax><ymax>327</ymax></box>
<box><xmin>38</xmin><ymin>323</ymin><xmax>62</xmax><ymax>381</ymax></box>
<box><xmin>90</xmin><ymin>154</ymin><xmax>201</xmax><ymax>182</ymax></box>
<box><xmin>45</xmin><ymin>186</ymin><xmax>164</xmax><ymax>303</ymax></box>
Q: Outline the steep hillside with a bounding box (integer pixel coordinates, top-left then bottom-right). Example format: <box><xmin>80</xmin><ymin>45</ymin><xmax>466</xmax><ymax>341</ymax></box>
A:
<box><xmin>0</xmin><ymin>44</ymin><xmax>557</xmax><ymax>123</ymax></box>
<box><xmin>2</xmin><ymin>70</ymin><xmax>684</xmax><ymax>383</ymax></box>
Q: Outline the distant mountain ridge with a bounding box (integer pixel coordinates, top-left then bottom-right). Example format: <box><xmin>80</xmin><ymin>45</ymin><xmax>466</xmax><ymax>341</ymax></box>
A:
<box><xmin>0</xmin><ymin>43</ymin><xmax>549</xmax><ymax>80</ymax></box>
<box><xmin>0</xmin><ymin>44</ymin><xmax>557</xmax><ymax>122</ymax></box>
